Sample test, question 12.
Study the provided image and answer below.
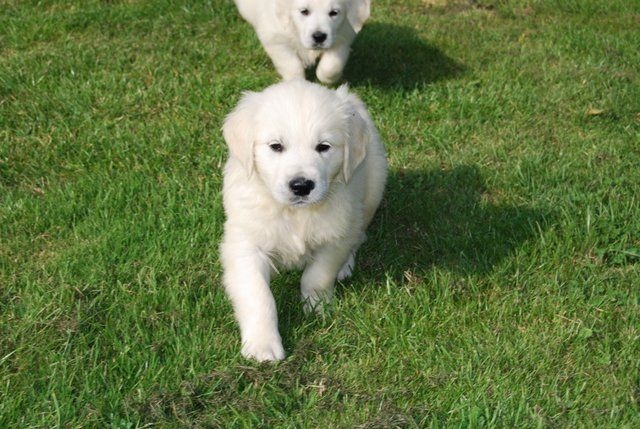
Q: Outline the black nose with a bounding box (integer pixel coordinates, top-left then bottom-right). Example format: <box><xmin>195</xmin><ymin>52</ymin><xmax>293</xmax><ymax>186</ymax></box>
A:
<box><xmin>289</xmin><ymin>177</ymin><xmax>315</xmax><ymax>196</ymax></box>
<box><xmin>312</xmin><ymin>31</ymin><xmax>327</xmax><ymax>44</ymax></box>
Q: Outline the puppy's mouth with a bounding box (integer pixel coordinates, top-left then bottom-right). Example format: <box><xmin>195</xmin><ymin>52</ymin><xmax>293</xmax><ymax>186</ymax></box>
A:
<box><xmin>289</xmin><ymin>197</ymin><xmax>312</xmax><ymax>207</ymax></box>
<box><xmin>289</xmin><ymin>192</ymin><xmax>326</xmax><ymax>207</ymax></box>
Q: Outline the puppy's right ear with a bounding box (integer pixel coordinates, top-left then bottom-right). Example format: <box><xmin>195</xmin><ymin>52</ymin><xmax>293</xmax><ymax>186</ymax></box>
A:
<box><xmin>222</xmin><ymin>92</ymin><xmax>259</xmax><ymax>177</ymax></box>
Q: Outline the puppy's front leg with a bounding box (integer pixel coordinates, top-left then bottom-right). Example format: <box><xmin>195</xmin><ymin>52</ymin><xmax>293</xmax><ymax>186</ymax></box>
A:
<box><xmin>301</xmin><ymin>242</ymin><xmax>353</xmax><ymax>314</ymax></box>
<box><xmin>263</xmin><ymin>43</ymin><xmax>305</xmax><ymax>81</ymax></box>
<box><xmin>221</xmin><ymin>239</ymin><xmax>284</xmax><ymax>362</ymax></box>
<box><xmin>316</xmin><ymin>46</ymin><xmax>350</xmax><ymax>85</ymax></box>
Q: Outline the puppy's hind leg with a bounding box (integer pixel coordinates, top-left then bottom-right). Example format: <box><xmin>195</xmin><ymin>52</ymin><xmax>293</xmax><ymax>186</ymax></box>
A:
<box><xmin>301</xmin><ymin>242</ymin><xmax>353</xmax><ymax>314</ymax></box>
<box><xmin>337</xmin><ymin>250</ymin><xmax>356</xmax><ymax>281</ymax></box>
<box><xmin>337</xmin><ymin>233</ymin><xmax>366</xmax><ymax>281</ymax></box>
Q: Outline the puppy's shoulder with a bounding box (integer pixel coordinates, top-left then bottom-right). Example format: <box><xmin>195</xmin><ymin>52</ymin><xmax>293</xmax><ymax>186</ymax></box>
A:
<box><xmin>222</xmin><ymin>159</ymin><xmax>272</xmax><ymax>213</ymax></box>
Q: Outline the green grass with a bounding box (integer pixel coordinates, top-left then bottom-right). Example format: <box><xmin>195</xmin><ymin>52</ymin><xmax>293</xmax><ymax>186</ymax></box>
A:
<box><xmin>1</xmin><ymin>0</ymin><xmax>639</xmax><ymax>427</ymax></box>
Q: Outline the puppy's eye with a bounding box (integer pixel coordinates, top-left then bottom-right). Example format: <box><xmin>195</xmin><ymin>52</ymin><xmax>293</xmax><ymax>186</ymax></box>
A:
<box><xmin>316</xmin><ymin>142</ymin><xmax>331</xmax><ymax>153</ymax></box>
<box><xmin>300</xmin><ymin>8</ymin><xmax>310</xmax><ymax>16</ymax></box>
<box><xmin>269</xmin><ymin>142</ymin><xmax>284</xmax><ymax>152</ymax></box>
<box><xmin>328</xmin><ymin>9</ymin><xmax>339</xmax><ymax>17</ymax></box>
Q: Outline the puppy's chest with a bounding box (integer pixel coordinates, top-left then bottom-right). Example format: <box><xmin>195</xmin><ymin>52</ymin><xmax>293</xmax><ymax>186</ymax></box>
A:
<box><xmin>296</xmin><ymin>46</ymin><xmax>323</xmax><ymax>68</ymax></box>
<box><xmin>268</xmin><ymin>210</ymin><xmax>343</xmax><ymax>267</ymax></box>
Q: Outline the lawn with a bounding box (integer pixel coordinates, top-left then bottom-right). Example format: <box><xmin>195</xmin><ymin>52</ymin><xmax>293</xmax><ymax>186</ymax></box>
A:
<box><xmin>1</xmin><ymin>0</ymin><xmax>639</xmax><ymax>427</ymax></box>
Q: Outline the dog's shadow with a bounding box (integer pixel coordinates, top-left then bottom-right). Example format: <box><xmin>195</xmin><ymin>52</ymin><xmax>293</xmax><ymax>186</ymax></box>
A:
<box><xmin>344</xmin><ymin>22</ymin><xmax>465</xmax><ymax>88</ymax></box>
<box><xmin>358</xmin><ymin>165</ymin><xmax>551</xmax><ymax>280</ymax></box>
<box><xmin>275</xmin><ymin>165</ymin><xmax>551</xmax><ymax>344</ymax></box>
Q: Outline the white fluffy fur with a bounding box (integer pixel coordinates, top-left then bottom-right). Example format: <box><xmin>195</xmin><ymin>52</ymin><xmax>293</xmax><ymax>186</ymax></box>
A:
<box><xmin>220</xmin><ymin>80</ymin><xmax>387</xmax><ymax>361</ymax></box>
<box><xmin>233</xmin><ymin>0</ymin><xmax>370</xmax><ymax>84</ymax></box>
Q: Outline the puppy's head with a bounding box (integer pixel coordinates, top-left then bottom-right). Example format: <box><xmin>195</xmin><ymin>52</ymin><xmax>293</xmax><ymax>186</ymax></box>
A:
<box><xmin>222</xmin><ymin>80</ymin><xmax>370</xmax><ymax>208</ymax></box>
<box><xmin>278</xmin><ymin>0</ymin><xmax>370</xmax><ymax>50</ymax></box>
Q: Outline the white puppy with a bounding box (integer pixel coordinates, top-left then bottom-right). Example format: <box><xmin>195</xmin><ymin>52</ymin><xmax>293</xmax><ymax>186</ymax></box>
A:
<box><xmin>220</xmin><ymin>80</ymin><xmax>387</xmax><ymax>361</ymax></box>
<box><xmin>233</xmin><ymin>0</ymin><xmax>370</xmax><ymax>84</ymax></box>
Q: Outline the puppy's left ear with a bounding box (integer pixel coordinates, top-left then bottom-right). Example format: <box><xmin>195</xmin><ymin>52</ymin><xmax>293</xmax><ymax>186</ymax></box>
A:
<box><xmin>275</xmin><ymin>0</ymin><xmax>291</xmax><ymax>26</ymax></box>
<box><xmin>347</xmin><ymin>0</ymin><xmax>371</xmax><ymax>33</ymax></box>
<box><xmin>337</xmin><ymin>85</ymin><xmax>369</xmax><ymax>183</ymax></box>
<box><xmin>222</xmin><ymin>91</ymin><xmax>259</xmax><ymax>177</ymax></box>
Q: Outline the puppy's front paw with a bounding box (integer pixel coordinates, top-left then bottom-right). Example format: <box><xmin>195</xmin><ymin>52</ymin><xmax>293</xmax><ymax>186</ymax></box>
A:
<box><xmin>316</xmin><ymin>68</ymin><xmax>342</xmax><ymax>85</ymax></box>
<box><xmin>316</xmin><ymin>56</ymin><xmax>344</xmax><ymax>85</ymax></box>
<box><xmin>241</xmin><ymin>334</ymin><xmax>285</xmax><ymax>362</ymax></box>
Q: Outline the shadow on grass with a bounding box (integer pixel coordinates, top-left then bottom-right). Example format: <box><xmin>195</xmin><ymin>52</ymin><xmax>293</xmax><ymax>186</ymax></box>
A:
<box><xmin>344</xmin><ymin>22</ymin><xmax>465</xmax><ymax>89</ymax></box>
<box><xmin>358</xmin><ymin>165</ymin><xmax>550</xmax><ymax>280</ymax></box>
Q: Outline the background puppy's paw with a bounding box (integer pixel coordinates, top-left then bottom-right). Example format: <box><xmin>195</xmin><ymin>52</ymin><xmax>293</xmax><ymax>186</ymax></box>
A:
<box><xmin>241</xmin><ymin>335</ymin><xmax>285</xmax><ymax>362</ymax></box>
<box><xmin>316</xmin><ymin>69</ymin><xmax>341</xmax><ymax>85</ymax></box>
<box><xmin>316</xmin><ymin>58</ymin><xmax>344</xmax><ymax>85</ymax></box>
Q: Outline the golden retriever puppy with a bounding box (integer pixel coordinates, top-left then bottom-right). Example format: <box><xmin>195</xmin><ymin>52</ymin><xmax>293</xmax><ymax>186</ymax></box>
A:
<box><xmin>220</xmin><ymin>80</ymin><xmax>387</xmax><ymax>361</ymax></box>
<box><xmin>233</xmin><ymin>0</ymin><xmax>370</xmax><ymax>84</ymax></box>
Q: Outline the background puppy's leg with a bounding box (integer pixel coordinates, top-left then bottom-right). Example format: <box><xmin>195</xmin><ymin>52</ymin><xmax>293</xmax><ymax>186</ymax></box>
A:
<box><xmin>221</xmin><ymin>240</ymin><xmax>284</xmax><ymax>362</ymax></box>
<box><xmin>300</xmin><ymin>242</ymin><xmax>353</xmax><ymax>314</ymax></box>
<box><xmin>263</xmin><ymin>43</ymin><xmax>305</xmax><ymax>81</ymax></box>
<box><xmin>316</xmin><ymin>46</ymin><xmax>350</xmax><ymax>85</ymax></box>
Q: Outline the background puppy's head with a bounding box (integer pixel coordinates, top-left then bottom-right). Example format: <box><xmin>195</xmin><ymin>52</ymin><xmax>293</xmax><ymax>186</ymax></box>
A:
<box><xmin>280</xmin><ymin>0</ymin><xmax>370</xmax><ymax>50</ymax></box>
<box><xmin>222</xmin><ymin>80</ymin><xmax>369</xmax><ymax>207</ymax></box>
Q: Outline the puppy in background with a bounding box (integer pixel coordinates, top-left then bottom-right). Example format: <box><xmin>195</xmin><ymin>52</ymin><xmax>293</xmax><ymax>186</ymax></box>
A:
<box><xmin>220</xmin><ymin>80</ymin><xmax>387</xmax><ymax>361</ymax></box>
<box><xmin>233</xmin><ymin>0</ymin><xmax>371</xmax><ymax>85</ymax></box>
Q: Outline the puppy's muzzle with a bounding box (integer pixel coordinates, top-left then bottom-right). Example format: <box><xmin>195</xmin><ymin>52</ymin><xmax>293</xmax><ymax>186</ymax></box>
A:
<box><xmin>289</xmin><ymin>177</ymin><xmax>315</xmax><ymax>196</ymax></box>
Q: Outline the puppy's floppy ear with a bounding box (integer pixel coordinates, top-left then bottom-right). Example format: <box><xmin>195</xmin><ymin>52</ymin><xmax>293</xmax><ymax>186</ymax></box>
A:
<box><xmin>347</xmin><ymin>0</ymin><xmax>371</xmax><ymax>33</ymax></box>
<box><xmin>275</xmin><ymin>0</ymin><xmax>291</xmax><ymax>26</ymax></box>
<box><xmin>222</xmin><ymin>91</ymin><xmax>259</xmax><ymax>177</ymax></box>
<box><xmin>336</xmin><ymin>84</ymin><xmax>369</xmax><ymax>183</ymax></box>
